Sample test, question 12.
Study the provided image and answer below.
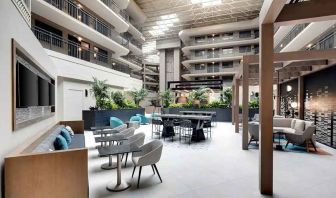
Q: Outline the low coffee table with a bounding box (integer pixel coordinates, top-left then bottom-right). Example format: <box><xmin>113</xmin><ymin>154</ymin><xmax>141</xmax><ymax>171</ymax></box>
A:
<box><xmin>273</xmin><ymin>129</ymin><xmax>285</xmax><ymax>151</ymax></box>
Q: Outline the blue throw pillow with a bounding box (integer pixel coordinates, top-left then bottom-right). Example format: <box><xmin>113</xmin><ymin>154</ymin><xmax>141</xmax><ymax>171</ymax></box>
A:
<box><xmin>54</xmin><ymin>135</ymin><xmax>69</xmax><ymax>150</ymax></box>
<box><xmin>60</xmin><ymin>128</ymin><xmax>72</xmax><ymax>144</ymax></box>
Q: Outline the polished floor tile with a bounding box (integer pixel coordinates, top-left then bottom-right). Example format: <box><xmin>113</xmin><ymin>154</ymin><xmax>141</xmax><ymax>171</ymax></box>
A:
<box><xmin>86</xmin><ymin>122</ymin><xmax>336</xmax><ymax>198</ymax></box>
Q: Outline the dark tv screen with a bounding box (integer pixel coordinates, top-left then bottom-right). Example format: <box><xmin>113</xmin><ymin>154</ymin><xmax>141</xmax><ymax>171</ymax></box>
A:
<box><xmin>49</xmin><ymin>83</ymin><xmax>55</xmax><ymax>106</ymax></box>
<box><xmin>16</xmin><ymin>63</ymin><xmax>39</xmax><ymax>107</ymax></box>
<box><xmin>38</xmin><ymin>77</ymin><xmax>49</xmax><ymax>106</ymax></box>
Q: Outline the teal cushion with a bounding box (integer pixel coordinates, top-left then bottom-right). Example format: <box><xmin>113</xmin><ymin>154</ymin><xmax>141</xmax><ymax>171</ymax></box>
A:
<box><xmin>130</xmin><ymin>116</ymin><xmax>141</xmax><ymax>123</ymax></box>
<box><xmin>110</xmin><ymin>117</ymin><xmax>124</xmax><ymax>128</ymax></box>
<box><xmin>60</xmin><ymin>128</ymin><xmax>72</xmax><ymax>144</ymax></box>
<box><xmin>136</xmin><ymin>114</ymin><xmax>149</xmax><ymax>124</ymax></box>
<box><xmin>54</xmin><ymin>135</ymin><xmax>69</xmax><ymax>150</ymax></box>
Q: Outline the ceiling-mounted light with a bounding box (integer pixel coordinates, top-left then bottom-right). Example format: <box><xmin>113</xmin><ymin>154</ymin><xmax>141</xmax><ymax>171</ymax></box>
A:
<box><xmin>191</xmin><ymin>0</ymin><xmax>222</xmax><ymax>7</ymax></box>
<box><xmin>78</xmin><ymin>37</ymin><xmax>82</xmax><ymax>41</ymax></box>
<box><xmin>307</xmin><ymin>43</ymin><xmax>313</xmax><ymax>48</ymax></box>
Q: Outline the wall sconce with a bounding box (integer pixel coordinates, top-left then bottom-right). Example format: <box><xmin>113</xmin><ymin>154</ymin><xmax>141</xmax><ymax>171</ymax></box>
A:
<box><xmin>290</xmin><ymin>101</ymin><xmax>298</xmax><ymax>108</ymax></box>
<box><xmin>93</xmin><ymin>53</ymin><xmax>97</xmax><ymax>58</ymax></box>
<box><xmin>286</xmin><ymin>85</ymin><xmax>292</xmax><ymax>92</ymax></box>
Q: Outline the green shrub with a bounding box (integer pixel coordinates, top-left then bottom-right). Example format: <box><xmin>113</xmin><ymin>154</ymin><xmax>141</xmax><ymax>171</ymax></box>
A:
<box><xmin>168</xmin><ymin>103</ymin><xmax>183</xmax><ymax>108</ymax></box>
<box><xmin>111</xmin><ymin>91</ymin><xmax>125</xmax><ymax>107</ymax></box>
<box><xmin>249</xmin><ymin>99</ymin><xmax>259</xmax><ymax>108</ymax></box>
<box><xmin>124</xmin><ymin>99</ymin><xmax>137</xmax><ymax>109</ymax></box>
<box><xmin>182</xmin><ymin>101</ymin><xmax>193</xmax><ymax>108</ymax></box>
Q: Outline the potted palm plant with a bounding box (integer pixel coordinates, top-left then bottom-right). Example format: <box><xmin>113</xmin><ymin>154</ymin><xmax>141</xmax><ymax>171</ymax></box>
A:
<box><xmin>90</xmin><ymin>77</ymin><xmax>109</xmax><ymax>110</ymax></box>
<box><xmin>160</xmin><ymin>89</ymin><xmax>174</xmax><ymax>108</ymax></box>
<box><xmin>129</xmin><ymin>88</ymin><xmax>148</xmax><ymax>107</ymax></box>
<box><xmin>188</xmin><ymin>86</ymin><xmax>211</xmax><ymax>108</ymax></box>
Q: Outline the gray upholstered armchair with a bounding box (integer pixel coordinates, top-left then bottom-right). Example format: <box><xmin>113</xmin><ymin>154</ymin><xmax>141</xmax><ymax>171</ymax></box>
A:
<box><xmin>132</xmin><ymin>140</ymin><xmax>163</xmax><ymax>188</ymax></box>
<box><xmin>248</xmin><ymin>122</ymin><xmax>259</xmax><ymax>145</ymax></box>
<box><xmin>285</xmin><ymin>125</ymin><xmax>317</xmax><ymax>152</ymax></box>
<box><xmin>122</xmin><ymin>132</ymin><xmax>145</xmax><ymax>167</ymax></box>
<box><xmin>119</xmin><ymin>127</ymin><xmax>135</xmax><ymax>138</ymax></box>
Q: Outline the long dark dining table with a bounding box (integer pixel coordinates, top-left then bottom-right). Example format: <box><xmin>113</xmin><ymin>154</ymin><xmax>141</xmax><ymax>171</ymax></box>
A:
<box><xmin>156</xmin><ymin>114</ymin><xmax>211</xmax><ymax>142</ymax></box>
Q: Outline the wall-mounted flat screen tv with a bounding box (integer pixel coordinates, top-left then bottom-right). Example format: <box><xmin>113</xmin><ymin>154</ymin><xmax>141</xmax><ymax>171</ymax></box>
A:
<box><xmin>49</xmin><ymin>83</ymin><xmax>55</xmax><ymax>106</ymax></box>
<box><xmin>16</xmin><ymin>63</ymin><xmax>39</xmax><ymax>108</ymax></box>
<box><xmin>38</xmin><ymin>77</ymin><xmax>49</xmax><ymax>106</ymax></box>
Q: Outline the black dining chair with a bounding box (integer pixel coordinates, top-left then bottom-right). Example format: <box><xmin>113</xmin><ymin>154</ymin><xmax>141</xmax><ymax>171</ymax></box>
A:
<box><xmin>162</xmin><ymin>119</ymin><xmax>175</xmax><ymax>141</ymax></box>
<box><xmin>151</xmin><ymin>118</ymin><xmax>163</xmax><ymax>139</ymax></box>
<box><xmin>179</xmin><ymin>120</ymin><xmax>193</xmax><ymax>144</ymax></box>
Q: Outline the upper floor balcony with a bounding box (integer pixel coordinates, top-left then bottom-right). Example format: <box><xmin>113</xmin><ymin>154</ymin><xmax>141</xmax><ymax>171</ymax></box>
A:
<box><xmin>32</xmin><ymin>26</ymin><xmax>138</xmax><ymax>76</ymax></box>
<box><xmin>188</xmin><ymin>30</ymin><xmax>259</xmax><ymax>46</ymax></box>
<box><xmin>100</xmin><ymin>0</ymin><xmax>129</xmax><ymax>21</ymax></box>
<box><xmin>191</xmin><ymin>47</ymin><xmax>258</xmax><ymax>60</ymax></box>
<box><xmin>13</xmin><ymin>0</ymin><xmax>32</xmax><ymax>26</ymax></box>
<box><xmin>32</xmin><ymin>0</ymin><xmax>129</xmax><ymax>56</ymax></box>
<box><xmin>275</xmin><ymin>23</ymin><xmax>309</xmax><ymax>52</ymax></box>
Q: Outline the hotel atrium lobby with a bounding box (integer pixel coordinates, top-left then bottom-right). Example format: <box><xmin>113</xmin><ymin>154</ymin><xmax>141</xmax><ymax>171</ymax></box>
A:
<box><xmin>1</xmin><ymin>0</ymin><xmax>336</xmax><ymax>198</ymax></box>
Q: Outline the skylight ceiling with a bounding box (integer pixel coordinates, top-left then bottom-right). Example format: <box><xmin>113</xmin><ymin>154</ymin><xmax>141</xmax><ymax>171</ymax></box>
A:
<box><xmin>136</xmin><ymin>0</ymin><xmax>262</xmax><ymax>40</ymax></box>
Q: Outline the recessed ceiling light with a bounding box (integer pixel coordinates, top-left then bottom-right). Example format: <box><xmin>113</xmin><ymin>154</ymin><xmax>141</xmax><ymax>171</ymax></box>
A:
<box><xmin>307</xmin><ymin>43</ymin><xmax>313</xmax><ymax>48</ymax></box>
<box><xmin>191</xmin><ymin>0</ymin><xmax>222</xmax><ymax>7</ymax></box>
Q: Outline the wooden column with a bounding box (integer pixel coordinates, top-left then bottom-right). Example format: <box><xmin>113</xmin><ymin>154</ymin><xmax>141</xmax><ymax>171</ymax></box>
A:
<box><xmin>234</xmin><ymin>78</ymin><xmax>240</xmax><ymax>133</ymax></box>
<box><xmin>242</xmin><ymin>62</ymin><xmax>249</xmax><ymax>150</ymax></box>
<box><xmin>259</xmin><ymin>23</ymin><xmax>274</xmax><ymax>195</ymax></box>
<box><xmin>231</xmin><ymin>84</ymin><xmax>235</xmax><ymax>125</ymax></box>
<box><xmin>298</xmin><ymin>76</ymin><xmax>304</xmax><ymax>119</ymax></box>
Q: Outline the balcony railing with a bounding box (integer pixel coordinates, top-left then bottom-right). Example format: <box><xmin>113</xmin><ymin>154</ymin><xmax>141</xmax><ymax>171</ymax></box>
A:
<box><xmin>32</xmin><ymin>26</ymin><xmax>133</xmax><ymax>75</ymax></box>
<box><xmin>189</xmin><ymin>34</ymin><xmax>258</xmax><ymax>46</ymax></box>
<box><xmin>308</xmin><ymin>31</ymin><xmax>336</xmax><ymax>51</ymax></box>
<box><xmin>125</xmin><ymin>54</ymin><xmax>142</xmax><ymax>65</ymax></box>
<box><xmin>12</xmin><ymin>0</ymin><xmax>31</xmax><ymax>25</ymax></box>
<box><xmin>275</xmin><ymin>23</ymin><xmax>309</xmax><ymax>52</ymax></box>
<box><xmin>100</xmin><ymin>0</ymin><xmax>129</xmax><ymax>21</ymax></box>
<box><xmin>44</xmin><ymin>0</ymin><xmax>129</xmax><ymax>47</ymax></box>
<box><xmin>191</xmin><ymin>49</ymin><xmax>257</xmax><ymax>60</ymax></box>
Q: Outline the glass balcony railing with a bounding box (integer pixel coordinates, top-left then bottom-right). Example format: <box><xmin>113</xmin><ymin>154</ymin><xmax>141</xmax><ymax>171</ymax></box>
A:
<box><xmin>275</xmin><ymin>23</ymin><xmax>309</xmax><ymax>52</ymax></box>
<box><xmin>44</xmin><ymin>0</ymin><xmax>129</xmax><ymax>47</ymax></box>
<box><xmin>100</xmin><ymin>0</ymin><xmax>129</xmax><ymax>22</ymax></box>
<box><xmin>191</xmin><ymin>49</ymin><xmax>257</xmax><ymax>60</ymax></box>
<box><xmin>32</xmin><ymin>26</ymin><xmax>135</xmax><ymax>75</ymax></box>
<box><xmin>189</xmin><ymin>34</ymin><xmax>258</xmax><ymax>46</ymax></box>
<box><xmin>308</xmin><ymin>31</ymin><xmax>336</xmax><ymax>51</ymax></box>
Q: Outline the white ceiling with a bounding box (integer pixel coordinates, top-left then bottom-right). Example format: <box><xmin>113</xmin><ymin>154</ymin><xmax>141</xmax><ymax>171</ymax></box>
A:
<box><xmin>136</xmin><ymin>0</ymin><xmax>262</xmax><ymax>41</ymax></box>
<box><xmin>136</xmin><ymin>0</ymin><xmax>262</xmax><ymax>63</ymax></box>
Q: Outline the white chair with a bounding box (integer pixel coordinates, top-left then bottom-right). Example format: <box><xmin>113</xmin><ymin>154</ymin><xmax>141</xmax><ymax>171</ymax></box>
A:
<box><xmin>285</xmin><ymin>125</ymin><xmax>317</xmax><ymax>152</ymax></box>
<box><xmin>122</xmin><ymin>132</ymin><xmax>145</xmax><ymax>167</ymax></box>
<box><xmin>131</xmin><ymin>140</ymin><xmax>163</xmax><ymax>188</ymax></box>
<box><xmin>248</xmin><ymin>123</ymin><xmax>259</xmax><ymax>145</ymax></box>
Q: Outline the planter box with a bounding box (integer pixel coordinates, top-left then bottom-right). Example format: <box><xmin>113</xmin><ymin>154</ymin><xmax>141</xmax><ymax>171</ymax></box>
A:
<box><xmin>82</xmin><ymin>108</ymin><xmax>145</xmax><ymax>130</ymax></box>
<box><xmin>162</xmin><ymin>108</ymin><xmax>259</xmax><ymax>122</ymax></box>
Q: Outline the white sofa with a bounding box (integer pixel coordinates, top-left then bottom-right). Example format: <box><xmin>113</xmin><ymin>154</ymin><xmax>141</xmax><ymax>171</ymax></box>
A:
<box><xmin>248</xmin><ymin>117</ymin><xmax>317</xmax><ymax>152</ymax></box>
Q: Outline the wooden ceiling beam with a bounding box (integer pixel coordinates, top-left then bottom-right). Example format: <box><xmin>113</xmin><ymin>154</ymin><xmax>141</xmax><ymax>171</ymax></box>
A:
<box><xmin>259</xmin><ymin>0</ymin><xmax>287</xmax><ymax>24</ymax></box>
<box><xmin>275</xmin><ymin>0</ymin><xmax>336</xmax><ymax>26</ymax></box>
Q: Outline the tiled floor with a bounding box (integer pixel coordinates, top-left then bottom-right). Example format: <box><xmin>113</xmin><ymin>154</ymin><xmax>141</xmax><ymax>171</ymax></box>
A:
<box><xmin>86</xmin><ymin>122</ymin><xmax>336</xmax><ymax>198</ymax></box>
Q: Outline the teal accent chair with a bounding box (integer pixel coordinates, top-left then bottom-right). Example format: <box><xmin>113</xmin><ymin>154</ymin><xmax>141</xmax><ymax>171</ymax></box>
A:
<box><xmin>110</xmin><ymin>117</ymin><xmax>124</xmax><ymax>128</ymax></box>
<box><xmin>130</xmin><ymin>116</ymin><xmax>141</xmax><ymax>123</ymax></box>
<box><xmin>129</xmin><ymin>116</ymin><xmax>141</xmax><ymax>129</ymax></box>
<box><xmin>136</xmin><ymin>114</ymin><xmax>150</xmax><ymax>125</ymax></box>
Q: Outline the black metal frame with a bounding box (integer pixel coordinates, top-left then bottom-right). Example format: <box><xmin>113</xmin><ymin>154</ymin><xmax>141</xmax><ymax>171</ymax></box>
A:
<box><xmin>167</xmin><ymin>79</ymin><xmax>224</xmax><ymax>91</ymax></box>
